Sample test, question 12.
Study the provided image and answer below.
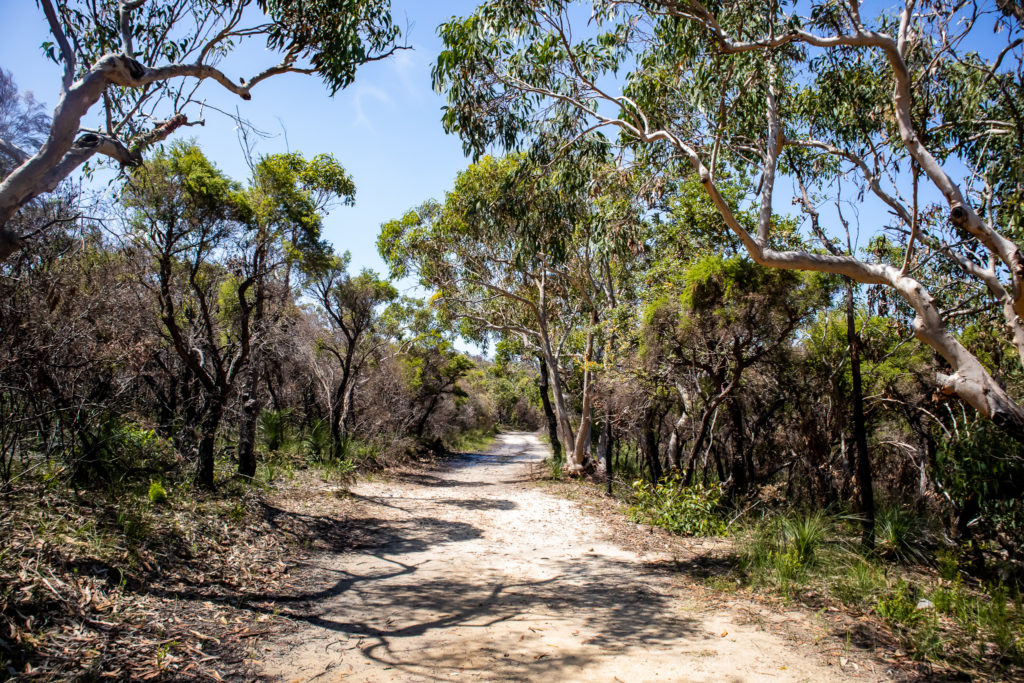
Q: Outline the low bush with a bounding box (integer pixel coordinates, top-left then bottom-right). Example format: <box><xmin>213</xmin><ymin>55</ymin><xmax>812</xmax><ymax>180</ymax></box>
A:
<box><xmin>147</xmin><ymin>481</ymin><xmax>168</xmax><ymax>504</ymax></box>
<box><xmin>629</xmin><ymin>474</ymin><xmax>727</xmax><ymax>536</ymax></box>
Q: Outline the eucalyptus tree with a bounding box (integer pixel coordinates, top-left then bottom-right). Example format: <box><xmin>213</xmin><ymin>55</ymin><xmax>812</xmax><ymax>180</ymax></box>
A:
<box><xmin>380</xmin><ymin>155</ymin><xmax>582</xmax><ymax>468</ymax></box>
<box><xmin>306</xmin><ymin>253</ymin><xmax>398</xmax><ymax>457</ymax></box>
<box><xmin>125</xmin><ymin>142</ymin><xmax>352</xmax><ymax>486</ymax></box>
<box><xmin>644</xmin><ymin>255</ymin><xmax>831</xmax><ymax>496</ymax></box>
<box><xmin>234</xmin><ymin>150</ymin><xmax>355</xmax><ymax>477</ymax></box>
<box><xmin>0</xmin><ymin>0</ymin><xmax>403</xmax><ymax>261</ymax></box>
<box><xmin>434</xmin><ymin>0</ymin><xmax>1024</xmax><ymax>441</ymax></box>
<box><xmin>381</xmin><ymin>297</ymin><xmax>478</xmax><ymax>442</ymax></box>
<box><xmin>124</xmin><ymin>143</ymin><xmax>250</xmax><ymax>487</ymax></box>
<box><xmin>380</xmin><ymin>151</ymin><xmax>638</xmax><ymax>471</ymax></box>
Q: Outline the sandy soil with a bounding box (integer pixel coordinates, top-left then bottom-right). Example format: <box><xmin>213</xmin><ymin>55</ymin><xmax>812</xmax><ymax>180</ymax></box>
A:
<box><xmin>258</xmin><ymin>432</ymin><xmax>888</xmax><ymax>682</ymax></box>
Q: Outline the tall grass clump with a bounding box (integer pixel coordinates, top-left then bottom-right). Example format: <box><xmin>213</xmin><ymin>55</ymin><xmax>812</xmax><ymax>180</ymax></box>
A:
<box><xmin>873</xmin><ymin>503</ymin><xmax>931</xmax><ymax>564</ymax></box>
<box><xmin>738</xmin><ymin>510</ymin><xmax>830</xmax><ymax>594</ymax></box>
<box><xmin>258</xmin><ymin>409</ymin><xmax>294</xmax><ymax>453</ymax></box>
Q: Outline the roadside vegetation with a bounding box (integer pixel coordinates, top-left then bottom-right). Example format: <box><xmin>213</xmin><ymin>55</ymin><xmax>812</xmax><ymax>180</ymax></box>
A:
<box><xmin>4</xmin><ymin>0</ymin><xmax>1024</xmax><ymax>680</ymax></box>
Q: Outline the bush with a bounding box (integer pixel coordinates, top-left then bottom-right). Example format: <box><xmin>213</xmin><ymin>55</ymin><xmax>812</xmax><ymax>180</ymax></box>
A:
<box><xmin>76</xmin><ymin>418</ymin><xmax>176</xmax><ymax>485</ymax></box>
<box><xmin>874</xmin><ymin>504</ymin><xmax>931</xmax><ymax>564</ymax></box>
<box><xmin>738</xmin><ymin>510</ymin><xmax>831</xmax><ymax>593</ymax></box>
<box><xmin>300</xmin><ymin>419</ymin><xmax>332</xmax><ymax>460</ymax></box>
<box><xmin>258</xmin><ymin>409</ymin><xmax>294</xmax><ymax>453</ymax></box>
<box><xmin>780</xmin><ymin>510</ymin><xmax>828</xmax><ymax>566</ymax></box>
<box><xmin>147</xmin><ymin>481</ymin><xmax>168</xmax><ymax>504</ymax></box>
<box><xmin>629</xmin><ymin>474</ymin><xmax>727</xmax><ymax>536</ymax></box>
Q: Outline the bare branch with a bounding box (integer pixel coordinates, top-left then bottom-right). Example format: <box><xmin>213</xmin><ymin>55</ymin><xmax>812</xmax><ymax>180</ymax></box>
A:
<box><xmin>39</xmin><ymin>0</ymin><xmax>76</xmax><ymax>91</ymax></box>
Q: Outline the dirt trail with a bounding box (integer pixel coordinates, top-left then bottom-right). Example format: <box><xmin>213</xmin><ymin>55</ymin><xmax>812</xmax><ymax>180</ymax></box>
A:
<box><xmin>259</xmin><ymin>432</ymin><xmax>879</xmax><ymax>682</ymax></box>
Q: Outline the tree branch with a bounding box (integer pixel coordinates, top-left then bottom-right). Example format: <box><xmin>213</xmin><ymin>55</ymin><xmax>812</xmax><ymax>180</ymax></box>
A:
<box><xmin>39</xmin><ymin>0</ymin><xmax>76</xmax><ymax>91</ymax></box>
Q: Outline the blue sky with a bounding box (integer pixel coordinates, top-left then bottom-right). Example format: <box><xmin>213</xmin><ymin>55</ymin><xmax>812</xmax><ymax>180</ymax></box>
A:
<box><xmin>1</xmin><ymin>1</ymin><xmax>485</xmax><ymax>294</ymax></box>
<box><xmin>2</xmin><ymin>2</ymin><xmax>997</xmax><ymax>291</ymax></box>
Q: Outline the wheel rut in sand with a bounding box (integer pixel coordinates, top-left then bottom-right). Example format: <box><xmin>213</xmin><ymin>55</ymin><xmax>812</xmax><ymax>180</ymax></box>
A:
<box><xmin>259</xmin><ymin>432</ymin><xmax>878</xmax><ymax>682</ymax></box>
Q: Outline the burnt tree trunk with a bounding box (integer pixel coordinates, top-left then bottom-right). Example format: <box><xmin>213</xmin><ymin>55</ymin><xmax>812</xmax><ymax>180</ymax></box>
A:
<box><xmin>538</xmin><ymin>357</ymin><xmax>563</xmax><ymax>460</ymax></box>
<box><xmin>197</xmin><ymin>399</ymin><xmax>225</xmax><ymax>490</ymax></box>
<box><xmin>846</xmin><ymin>279</ymin><xmax>875</xmax><ymax>550</ymax></box>
<box><xmin>603</xmin><ymin>418</ymin><xmax>613</xmax><ymax>496</ymax></box>
<box><xmin>642</xmin><ymin>408</ymin><xmax>663</xmax><ymax>483</ymax></box>
<box><xmin>237</xmin><ymin>373</ymin><xmax>260</xmax><ymax>479</ymax></box>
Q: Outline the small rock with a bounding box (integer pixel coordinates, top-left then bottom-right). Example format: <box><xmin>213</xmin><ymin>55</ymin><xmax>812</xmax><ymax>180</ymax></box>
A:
<box><xmin>916</xmin><ymin>599</ymin><xmax>934</xmax><ymax>610</ymax></box>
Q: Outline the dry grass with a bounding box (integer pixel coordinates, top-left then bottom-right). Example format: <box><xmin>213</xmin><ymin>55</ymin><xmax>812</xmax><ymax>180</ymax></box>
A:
<box><xmin>0</xmin><ymin>467</ymin><xmax>361</xmax><ymax>681</ymax></box>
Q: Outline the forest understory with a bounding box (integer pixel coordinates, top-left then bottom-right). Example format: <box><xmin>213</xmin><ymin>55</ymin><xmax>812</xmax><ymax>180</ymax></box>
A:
<box><xmin>4</xmin><ymin>432</ymin><xmax>1016</xmax><ymax>682</ymax></box>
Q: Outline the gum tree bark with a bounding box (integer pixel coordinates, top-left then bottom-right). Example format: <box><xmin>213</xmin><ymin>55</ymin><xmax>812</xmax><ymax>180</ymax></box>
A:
<box><xmin>567</xmin><ymin>310</ymin><xmax>598</xmax><ymax>473</ymax></box>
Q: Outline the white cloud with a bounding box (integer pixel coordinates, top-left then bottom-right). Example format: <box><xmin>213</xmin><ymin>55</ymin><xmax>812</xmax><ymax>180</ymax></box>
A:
<box><xmin>391</xmin><ymin>49</ymin><xmax>423</xmax><ymax>103</ymax></box>
<box><xmin>352</xmin><ymin>85</ymin><xmax>392</xmax><ymax>130</ymax></box>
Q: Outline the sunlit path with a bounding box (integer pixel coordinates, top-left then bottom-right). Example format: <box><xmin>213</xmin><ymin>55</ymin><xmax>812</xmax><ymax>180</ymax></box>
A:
<box><xmin>259</xmin><ymin>433</ymin><xmax>865</xmax><ymax>682</ymax></box>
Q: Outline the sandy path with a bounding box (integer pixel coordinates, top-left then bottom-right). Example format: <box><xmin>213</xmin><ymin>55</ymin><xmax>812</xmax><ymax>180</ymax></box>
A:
<box><xmin>259</xmin><ymin>432</ymin><xmax>875</xmax><ymax>682</ymax></box>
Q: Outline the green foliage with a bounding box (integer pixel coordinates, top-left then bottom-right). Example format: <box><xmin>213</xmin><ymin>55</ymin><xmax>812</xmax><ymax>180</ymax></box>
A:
<box><xmin>126</xmin><ymin>141</ymin><xmax>243</xmax><ymax>222</ymax></box>
<box><xmin>248</xmin><ymin>151</ymin><xmax>356</xmax><ymax>272</ymax></box>
<box><xmin>738</xmin><ymin>511</ymin><xmax>830</xmax><ymax>593</ymax></box>
<box><xmin>780</xmin><ymin>511</ymin><xmax>829</xmax><ymax>566</ymax></box>
<box><xmin>147</xmin><ymin>481</ymin><xmax>168</xmax><ymax>505</ymax></box>
<box><xmin>874</xmin><ymin>504</ymin><xmax>931</xmax><ymax>565</ymax></box>
<box><xmin>935</xmin><ymin>418</ymin><xmax>1024</xmax><ymax>569</ymax></box>
<box><xmin>629</xmin><ymin>474</ymin><xmax>727</xmax><ymax>536</ymax></box>
<box><xmin>831</xmin><ymin>557</ymin><xmax>888</xmax><ymax>606</ymax></box>
<box><xmin>315</xmin><ymin>456</ymin><xmax>357</xmax><ymax>485</ymax></box>
<box><xmin>301</xmin><ymin>419</ymin><xmax>333</xmax><ymax>460</ymax></box>
<box><xmin>258</xmin><ymin>0</ymin><xmax>402</xmax><ymax>94</ymax></box>
<box><xmin>75</xmin><ymin>417</ymin><xmax>176</xmax><ymax>485</ymax></box>
<box><xmin>804</xmin><ymin>309</ymin><xmax>930</xmax><ymax>397</ymax></box>
<box><xmin>445</xmin><ymin>427</ymin><xmax>498</xmax><ymax>453</ymax></box>
<box><xmin>876</xmin><ymin>580</ymin><xmax>943</xmax><ymax>661</ymax></box>
<box><xmin>732</xmin><ymin>511</ymin><xmax>1024</xmax><ymax>670</ymax></box>
<box><xmin>115</xmin><ymin>504</ymin><xmax>150</xmax><ymax>545</ymax></box>
<box><xmin>46</xmin><ymin>0</ymin><xmax>401</xmax><ymax>167</ymax></box>
<box><xmin>258</xmin><ymin>409</ymin><xmax>294</xmax><ymax>453</ymax></box>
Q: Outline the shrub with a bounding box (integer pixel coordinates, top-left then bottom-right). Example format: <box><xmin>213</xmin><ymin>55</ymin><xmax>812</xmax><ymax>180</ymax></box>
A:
<box><xmin>147</xmin><ymin>481</ymin><xmax>168</xmax><ymax>504</ymax></box>
<box><xmin>738</xmin><ymin>510</ymin><xmax>832</xmax><ymax>594</ymax></box>
<box><xmin>629</xmin><ymin>474</ymin><xmax>727</xmax><ymax>536</ymax></box>
<box><xmin>876</xmin><ymin>579</ymin><xmax>943</xmax><ymax>661</ymax></box>
<box><xmin>874</xmin><ymin>504</ymin><xmax>930</xmax><ymax>564</ymax></box>
<box><xmin>301</xmin><ymin>419</ymin><xmax>332</xmax><ymax>460</ymax></box>
<box><xmin>76</xmin><ymin>418</ymin><xmax>176</xmax><ymax>485</ymax></box>
<box><xmin>258</xmin><ymin>409</ymin><xmax>294</xmax><ymax>453</ymax></box>
<box><xmin>780</xmin><ymin>510</ymin><xmax>828</xmax><ymax>566</ymax></box>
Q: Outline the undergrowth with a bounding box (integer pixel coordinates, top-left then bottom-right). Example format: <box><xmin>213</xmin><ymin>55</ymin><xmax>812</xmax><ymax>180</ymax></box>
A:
<box><xmin>0</xmin><ymin>447</ymin><xmax>292</xmax><ymax>681</ymax></box>
<box><xmin>732</xmin><ymin>507</ymin><xmax>1024</xmax><ymax>676</ymax></box>
<box><xmin>536</xmin><ymin>464</ymin><xmax>1024</xmax><ymax>679</ymax></box>
<box><xmin>0</xmin><ymin>412</ymin><xmax>495</xmax><ymax>680</ymax></box>
<box><xmin>445</xmin><ymin>426</ymin><xmax>499</xmax><ymax>453</ymax></box>
<box><xmin>628</xmin><ymin>474</ymin><xmax>727</xmax><ymax>536</ymax></box>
